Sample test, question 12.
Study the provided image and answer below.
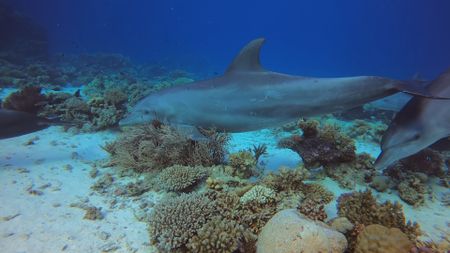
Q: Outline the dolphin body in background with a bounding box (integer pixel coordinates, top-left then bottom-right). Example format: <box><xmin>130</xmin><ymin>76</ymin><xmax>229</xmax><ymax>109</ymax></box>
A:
<box><xmin>120</xmin><ymin>38</ymin><xmax>443</xmax><ymax>133</ymax></box>
<box><xmin>375</xmin><ymin>68</ymin><xmax>450</xmax><ymax>170</ymax></box>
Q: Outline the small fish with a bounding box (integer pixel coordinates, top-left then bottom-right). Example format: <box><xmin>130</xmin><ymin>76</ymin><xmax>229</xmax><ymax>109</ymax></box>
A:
<box><xmin>0</xmin><ymin>109</ymin><xmax>69</xmax><ymax>139</ymax></box>
<box><xmin>375</xmin><ymin>68</ymin><xmax>450</xmax><ymax>170</ymax></box>
<box><xmin>120</xmin><ymin>38</ymin><xmax>447</xmax><ymax>133</ymax></box>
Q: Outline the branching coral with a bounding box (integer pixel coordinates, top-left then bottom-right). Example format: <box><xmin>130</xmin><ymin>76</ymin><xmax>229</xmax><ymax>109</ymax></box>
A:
<box><xmin>297</xmin><ymin>198</ymin><xmax>327</xmax><ymax>221</ymax></box>
<box><xmin>228</xmin><ymin>150</ymin><xmax>258</xmax><ymax>178</ymax></box>
<box><xmin>262</xmin><ymin>166</ymin><xmax>310</xmax><ymax>193</ymax></box>
<box><xmin>104</xmin><ymin>124</ymin><xmax>228</xmax><ymax>172</ymax></box>
<box><xmin>240</xmin><ymin>185</ymin><xmax>276</xmax><ymax>205</ymax></box>
<box><xmin>156</xmin><ymin>165</ymin><xmax>208</xmax><ymax>192</ymax></box>
<box><xmin>278</xmin><ymin>119</ymin><xmax>356</xmax><ymax>168</ymax></box>
<box><xmin>148</xmin><ymin>192</ymin><xmax>218</xmax><ymax>252</ymax></box>
<box><xmin>325</xmin><ymin>153</ymin><xmax>375</xmax><ymax>189</ymax></box>
<box><xmin>186</xmin><ymin>216</ymin><xmax>256</xmax><ymax>253</ymax></box>
<box><xmin>336</xmin><ymin>190</ymin><xmax>421</xmax><ymax>240</ymax></box>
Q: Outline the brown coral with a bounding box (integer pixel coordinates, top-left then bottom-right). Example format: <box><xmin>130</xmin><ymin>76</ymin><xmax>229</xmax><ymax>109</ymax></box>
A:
<box><xmin>148</xmin><ymin>192</ymin><xmax>218</xmax><ymax>252</ymax></box>
<box><xmin>228</xmin><ymin>151</ymin><xmax>258</xmax><ymax>178</ymax></box>
<box><xmin>297</xmin><ymin>198</ymin><xmax>327</xmax><ymax>221</ymax></box>
<box><xmin>278</xmin><ymin>119</ymin><xmax>356</xmax><ymax>168</ymax></box>
<box><xmin>104</xmin><ymin>124</ymin><xmax>228</xmax><ymax>172</ymax></box>
<box><xmin>186</xmin><ymin>216</ymin><xmax>256</xmax><ymax>253</ymax></box>
<box><xmin>337</xmin><ymin>190</ymin><xmax>421</xmax><ymax>240</ymax></box>
<box><xmin>354</xmin><ymin>224</ymin><xmax>413</xmax><ymax>253</ymax></box>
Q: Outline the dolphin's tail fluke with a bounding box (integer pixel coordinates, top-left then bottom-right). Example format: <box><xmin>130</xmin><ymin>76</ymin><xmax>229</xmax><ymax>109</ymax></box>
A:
<box><xmin>396</xmin><ymin>68</ymin><xmax>450</xmax><ymax>99</ymax></box>
<box><xmin>395</xmin><ymin>80</ymin><xmax>441</xmax><ymax>98</ymax></box>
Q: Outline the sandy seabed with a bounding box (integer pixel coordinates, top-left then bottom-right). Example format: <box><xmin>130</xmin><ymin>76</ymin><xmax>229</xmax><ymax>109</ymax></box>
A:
<box><xmin>0</xmin><ymin>127</ymin><xmax>448</xmax><ymax>253</ymax></box>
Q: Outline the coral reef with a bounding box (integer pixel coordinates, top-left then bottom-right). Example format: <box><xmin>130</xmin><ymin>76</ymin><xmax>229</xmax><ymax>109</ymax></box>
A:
<box><xmin>381</xmin><ymin>148</ymin><xmax>446</xmax><ymax>206</ymax></box>
<box><xmin>278</xmin><ymin>119</ymin><xmax>356</xmax><ymax>168</ymax></box>
<box><xmin>148</xmin><ymin>192</ymin><xmax>217</xmax><ymax>252</ymax></box>
<box><xmin>155</xmin><ymin>165</ymin><xmax>208</xmax><ymax>192</ymax></box>
<box><xmin>324</xmin><ymin>153</ymin><xmax>375</xmax><ymax>189</ymax></box>
<box><xmin>257</xmin><ymin>209</ymin><xmax>348</xmax><ymax>253</ymax></box>
<box><xmin>328</xmin><ymin>217</ymin><xmax>354</xmax><ymax>234</ymax></box>
<box><xmin>2</xmin><ymin>86</ymin><xmax>46</xmax><ymax>113</ymax></box>
<box><xmin>336</xmin><ymin>190</ymin><xmax>421</xmax><ymax>240</ymax></box>
<box><xmin>240</xmin><ymin>185</ymin><xmax>276</xmax><ymax>205</ymax></box>
<box><xmin>186</xmin><ymin>216</ymin><xmax>256</xmax><ymax>253</ymax></box>
<box><xmin>354</xmin><ymin>224</ymin><xmax>413</xmax><ymax>253</ymax></box>
<box><xmin>104</xmin><ymin>124</ymin><xmax>228</xmax><ymax>172</ymax></box>
<box><xmin>262</xmin><ymin>166</ymin><xmax>310</xmax><ymax>193</ymax></box>
<box><xmin>228</xmin><ymin>150</ymin><xmax>258</xmax><ymax>178</ymax></box>
<box><xmin>297</xmin><ymin>198</ymin><xmax>327</xmax><ymax>221</ymax></box>
<box><xmin>345</xmin><ymin>119</ymin><xmax>387</xmax><ymax>143</ymax></box>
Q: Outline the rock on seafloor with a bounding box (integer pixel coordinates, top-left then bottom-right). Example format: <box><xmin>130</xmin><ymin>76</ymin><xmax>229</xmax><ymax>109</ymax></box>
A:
<box><xmin>256</xmin><ymin>209</ymin><xmax>347</xmax><ymax>253</ymax></box>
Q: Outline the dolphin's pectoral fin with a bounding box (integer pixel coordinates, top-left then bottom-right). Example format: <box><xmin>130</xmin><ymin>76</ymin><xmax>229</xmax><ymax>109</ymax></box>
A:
<box><xmin>225</xmin><ymin>38</ymin><xmax>266</xmax><ymax>74</ymax></box>
<box><xmin>396</xmin><ymin>81</ymin><xmax>450</xmax><ymax>99</ymax></box>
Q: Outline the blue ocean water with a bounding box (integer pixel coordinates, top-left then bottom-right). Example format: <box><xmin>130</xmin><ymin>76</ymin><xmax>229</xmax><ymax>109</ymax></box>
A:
<box><xmin>9</xmin><ymin>0</ymin><xmax>450</xmax><ymax>78</ymax></box>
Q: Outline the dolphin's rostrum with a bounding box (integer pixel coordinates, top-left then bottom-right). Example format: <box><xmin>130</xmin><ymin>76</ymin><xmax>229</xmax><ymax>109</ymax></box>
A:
<box><xmin>375</xmin><ymin>68</ymin><xmax>450</xmax><ymax>170</ymax></box>
<box><xmin>120</xmin><ymin>38</ymin><xmax>442</xmax><ymax>132</ymax></box>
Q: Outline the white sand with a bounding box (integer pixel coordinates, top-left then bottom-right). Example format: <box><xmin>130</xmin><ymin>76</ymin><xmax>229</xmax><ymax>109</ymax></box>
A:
<box><xmin>0</xmin><ymin>127</ymin><xmax>156</xmax><ymax>253</ymax></box>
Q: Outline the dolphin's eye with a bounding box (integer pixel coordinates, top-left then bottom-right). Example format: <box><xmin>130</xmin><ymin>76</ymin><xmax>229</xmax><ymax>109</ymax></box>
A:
<box><xmin>142</xmin><ymin>110</ymin><xmax>151</xmax><ymax>115</ymax></box>
<box><xmin>412</xmin><ymin>133</ymin><xmax>420</xmax><ymax>140</ymax></box>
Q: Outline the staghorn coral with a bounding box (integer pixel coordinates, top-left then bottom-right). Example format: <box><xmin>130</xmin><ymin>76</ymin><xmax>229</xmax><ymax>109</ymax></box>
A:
<box><xmin>186</xmin><ymin>216</ymin><xmax>256</xmax><ymax>253</ymax></box>
<box><xmin>148</xmin><ymin>192</ymin><xmax>217</xmax><ymax>252</ymax></box>
<box><xmin>104</xmin><ymin>124</ymin><xmax>228</xmax><ymax>172</ymax></box>
<box><xmin>240</xmin><ymin>185</ymin><xmax>276</xmax><ymax>205</ymax></box>
<box><xmin>297</xmin><ymin>198</ymin><xmax>327</xmax><ymax>221</ymax></box>
<box><xmin>354</xmin><ymin>224</ymin><xmax>413</xmax><ymax>253</ymax></box>
<box><xmin>278</xmin><ymin>119</ymin><xmax>356</xmax><ymax>168</ymax></box>
<box><xmin>337</xmin><ymin>190</ymin><xmax>421</xmax><ymax>240</ymax></box>
<box><xmin>156</xmin><ymin>165</ymin><xmax>208</xmax><ymax>192</ymax></box>
<box><xmin>228</xmin><ymin>150</ymin><xmax>258</xmax><ymax>178</ymax></box>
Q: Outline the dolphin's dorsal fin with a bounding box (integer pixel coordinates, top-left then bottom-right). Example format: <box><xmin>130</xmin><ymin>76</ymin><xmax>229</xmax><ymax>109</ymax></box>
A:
<box><xmin>225</xmin><ymin>38</ymin><xmax>265</xmax><ymax>74</ymax></box>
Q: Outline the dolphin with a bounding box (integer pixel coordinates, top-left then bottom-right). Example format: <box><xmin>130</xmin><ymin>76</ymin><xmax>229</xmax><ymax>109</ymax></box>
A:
<box><xmin>0</xmin><ymin>109</ymin><xmax>66</xmax><ymax>139</ymax></box>
<box><xmin>375</xmin><ymin>68</ymin><xmax>450</xmax><ymax>170</ymax></box>
<box><xmin>120</xmin><ymin>38</ymin><xmax>444</xmax><ymax>133</ymax></box>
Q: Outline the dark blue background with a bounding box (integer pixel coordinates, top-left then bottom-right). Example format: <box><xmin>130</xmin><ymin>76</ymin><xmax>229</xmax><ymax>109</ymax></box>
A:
<box><xmin>8</xmin><ymin>0</ymin><xmax>450</xmax><ymax>78</ymax></box>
